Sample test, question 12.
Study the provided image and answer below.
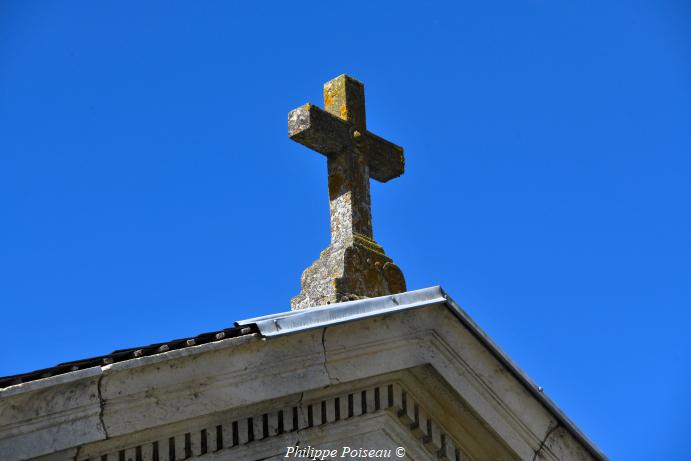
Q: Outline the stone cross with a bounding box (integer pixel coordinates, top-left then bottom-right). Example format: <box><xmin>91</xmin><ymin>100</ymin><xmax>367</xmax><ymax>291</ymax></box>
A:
<box><xmin>288</xmin><ymin>74</ymin><xmax>406</xmax><ymax>310</ymax></box>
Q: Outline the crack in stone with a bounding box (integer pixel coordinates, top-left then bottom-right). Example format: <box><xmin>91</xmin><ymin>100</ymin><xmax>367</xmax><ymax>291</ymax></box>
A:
<box><xmin>532</xmin><ymin>421</ymin><xmax>560</xmax><ymax>461</ymax></box>
<box><xmin>96</xmin><ymin>372</ymin><xmax>109</xmax><ymax>439</ymax></box>
<box><xmin>321</xmin><ymin>327</ymin><xmax>341</xmax><ymax>385</ymax></box>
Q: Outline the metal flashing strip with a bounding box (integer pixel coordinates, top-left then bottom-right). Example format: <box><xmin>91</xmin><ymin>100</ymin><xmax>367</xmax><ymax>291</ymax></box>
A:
<box><xmin>238</xmin><ymin>286</ymin><xmax>609</xmax><ymax>461</ymax></box>
<box><xmin>236</xmin><ymin>286</ymin><xmax>447</xmax><ymax>336</ymax></box>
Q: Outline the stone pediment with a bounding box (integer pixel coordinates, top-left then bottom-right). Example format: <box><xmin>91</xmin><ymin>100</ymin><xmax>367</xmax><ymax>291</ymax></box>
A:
<box><xmin>65</xmin><ymin>368</ymin><xmax>518</xmax><ymax>461</ymax></box>
<box><xmin>1</xmin><ymin>287</ymin><xmax>606</xmax><ymax>461</ymax></box>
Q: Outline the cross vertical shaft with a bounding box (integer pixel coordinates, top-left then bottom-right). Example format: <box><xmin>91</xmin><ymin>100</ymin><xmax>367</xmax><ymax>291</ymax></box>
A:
<box><xmin>323</xmin><ymin>76</ymin><xmax>373</xmax><ymax>243</ymax></box>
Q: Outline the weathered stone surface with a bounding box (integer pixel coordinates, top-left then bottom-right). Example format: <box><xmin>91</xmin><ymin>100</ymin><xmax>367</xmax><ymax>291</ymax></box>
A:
<box><xmin>288</xmin><ymin>74</ymin><xmax>406</xmax><ymax>310</ymax></box>
<box><xmin>288</xmin><ymin>104</ymin><xmax>404</xmax><ymax>182</ymax></box>
<box><xmin>290</xmin><ymin>234</ymin><xmax>406</xmax><ymax>308</ymax></box>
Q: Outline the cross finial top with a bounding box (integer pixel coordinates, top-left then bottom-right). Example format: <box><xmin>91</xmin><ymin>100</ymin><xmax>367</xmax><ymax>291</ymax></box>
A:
<box><xmin>287</xmin><ymin>74</ymin><xmax>407</xmax><ymax>310</ymax></box>
<box><xmin>323</xmin><ymin>74</ymin><xmax>366</xmax><ymax>130</ymax></box>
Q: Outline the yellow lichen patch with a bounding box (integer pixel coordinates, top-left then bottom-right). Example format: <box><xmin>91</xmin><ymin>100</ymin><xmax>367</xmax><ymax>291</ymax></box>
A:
<box><xmin>324</xmin><ymin>90</ymin><xmax>333</xmax><ymax>108</ymax></box>
<box><xmin>340</xmin><ymin>104</ymin><xmax>348</xmax><ymax>120</ymax></box>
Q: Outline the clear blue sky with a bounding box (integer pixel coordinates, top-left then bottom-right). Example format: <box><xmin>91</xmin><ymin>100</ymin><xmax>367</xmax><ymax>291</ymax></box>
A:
<box><xmin>2</xmin><ymin>2</ymin><xmax>690</xmax><ymax>459</ymax></box>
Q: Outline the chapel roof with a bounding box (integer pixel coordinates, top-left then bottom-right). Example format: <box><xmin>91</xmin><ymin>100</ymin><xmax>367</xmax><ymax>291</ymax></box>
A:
<box><xmin>0</xmin><ymin>287</ymin><xmax>608</xmax><ymax>461</ymax></box>
<box><xmin>0</xmin><ymin>324</ymin><xmax>257</xmax><ymax>390</ymax></box>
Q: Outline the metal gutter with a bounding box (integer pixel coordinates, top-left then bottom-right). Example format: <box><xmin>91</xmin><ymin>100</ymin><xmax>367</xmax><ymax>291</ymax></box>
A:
<box><xmin>237</xmin><ymin>286</ymin><xmax>609</xmax><ymax>461</ymax></box>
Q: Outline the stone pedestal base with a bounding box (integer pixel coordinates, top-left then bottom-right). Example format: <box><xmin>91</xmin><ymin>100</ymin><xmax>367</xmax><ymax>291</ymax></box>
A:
<box><xmin>291</xmin><ymin>234</ymin><xmax>406</xmax><ymax>310</ymax></box>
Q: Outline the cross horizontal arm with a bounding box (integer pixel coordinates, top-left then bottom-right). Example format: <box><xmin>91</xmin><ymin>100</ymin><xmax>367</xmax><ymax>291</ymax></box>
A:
<box><xmin>288</xmin><ymin>103</ymin><xmax>405</xmax><ymax>183</ymax></box>
<box><xmin>288</xmin><ymin>104</ymin><xmax>352</xmax><ymax>156</ymax></box>
<box><xmin>366</xmin><ymin>131</ymin><xmax>404</xmax><ymax>182</ymax></box>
